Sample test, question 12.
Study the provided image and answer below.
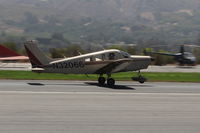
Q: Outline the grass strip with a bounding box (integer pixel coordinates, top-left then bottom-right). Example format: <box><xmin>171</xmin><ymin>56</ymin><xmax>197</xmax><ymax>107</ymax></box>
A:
<box><xmin>0</xmin><ymin>70</ymin><xmax>200</xmax><ymax>82</ymax></box>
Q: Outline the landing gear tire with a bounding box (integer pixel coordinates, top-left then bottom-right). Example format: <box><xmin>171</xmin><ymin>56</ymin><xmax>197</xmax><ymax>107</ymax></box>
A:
<box><xmin>138</xmin><ymin>76</ymin><xmax>146</xmax><ymax>84</ymax></box>
<box><xmin>107</xmin><ymin>78</ymin><xmax>115</xmax><ymax>87</ymax></box>
<box><xmin>98</xmin><ymin>77</ymin><xmax>106</xmax><ymax>85</ymax></box>
<box><xmin>132</xmin><ymin>76</ymin><xmax>146</xmax><ymax>84</ymax></box>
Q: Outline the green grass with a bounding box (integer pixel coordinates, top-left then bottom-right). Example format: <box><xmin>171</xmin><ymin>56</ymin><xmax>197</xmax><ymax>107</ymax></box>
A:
<box><xmin>0</xmin><ymin>70</ymin><xmax>200</xmax><ymax>82</ymax></box>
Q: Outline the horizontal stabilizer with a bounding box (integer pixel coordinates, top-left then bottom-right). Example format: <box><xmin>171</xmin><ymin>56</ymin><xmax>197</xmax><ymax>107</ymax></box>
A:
<box><xmin>32</xmin><ymin>68</ymin><xmax>45</xmax><ymax>73</ymax></box>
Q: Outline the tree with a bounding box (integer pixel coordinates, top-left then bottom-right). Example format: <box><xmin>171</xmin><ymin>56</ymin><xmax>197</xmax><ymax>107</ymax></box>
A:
<box><xmin>51</xmin><ymin>32</ymin><xmax>71</xmax><ymax>44</ymax></box>
<box><xmin>65</xmin><ymin>45</ymin><xmax>85</xmax><ymax>57</ymax></box>
<box><xmin>49</xmin><ymin>48</ymin><xmax>63</xmax><ymax>58</ymax></box>
<box><xmin>24</xmin><ymin>12</ymin><xmax>39</xmax><ymax>24</ymax></box>
<box><xmin>196</xmin><ymin>33</ymin><xmax>200</xmax><ymax>45</ymax></box>
<box><xmin>193</xmin><ymin>48</ymin><xmax>200</xmax><ymax>64</ymax></box>
<box><xmin>3</xmin><ymin>42</ymin><xmax>17</xmax><ymax>52</ymax></box>
<box><xmin>126</xmin><ymin>45</ymin><xmax>137</xmax><ymax>55</ymax></box>
<box><xmin>45</xmin><ymin>15</ymin><xmax>58</xmax><ymax>25</ymax></box>
<box><xmin>106</xmin><ymin>45</ymin><xmax>126</xmax><ymax>51</ymax></box>
<box><xmin>49</xmin><ymin>45</ymin><xmax>85</xmax><ymax>58</ymax></box>
<box><xmin>153</xmin><ymin>50</ymin><xmax>175</xmax><ymax>65</ymax></box>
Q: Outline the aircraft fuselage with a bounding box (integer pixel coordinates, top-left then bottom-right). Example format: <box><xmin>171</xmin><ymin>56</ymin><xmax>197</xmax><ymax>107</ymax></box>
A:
<box><xmin>34</xmin><ymin>50</ymin><xmax>151</xmax><ymax>74</ymax></box>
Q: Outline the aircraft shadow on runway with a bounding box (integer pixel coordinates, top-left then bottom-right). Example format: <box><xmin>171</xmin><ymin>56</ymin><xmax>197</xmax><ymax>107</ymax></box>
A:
<box><xmin>28</xmin><ymin>83</ymin><xmax>45</xmax><ymax>86</ymax></box>
<box><xmin>27</xmin><ymin>82</ymin><xmax>135</xmax><ymax>90</ymax></box>
<box><xmin>27</xmin><ymin>83</ymin><xmax>89</xmax><ymax>86</ymax></box>
<box><xmin>84</xmin><ymin>82</ymin><xmax>136</xmax><ymax>90</ymax></box>
<box><xmin>27</xmin><ymin>82</ymin><xmax>152</xmax><ymax>90</ymax></box>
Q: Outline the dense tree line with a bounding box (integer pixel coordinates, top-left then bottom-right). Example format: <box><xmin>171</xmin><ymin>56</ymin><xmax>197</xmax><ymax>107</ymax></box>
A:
<box><xmin>1</xmin><ymin>39</ymin><xmax>200</xmax><ymax>65</ymax></box>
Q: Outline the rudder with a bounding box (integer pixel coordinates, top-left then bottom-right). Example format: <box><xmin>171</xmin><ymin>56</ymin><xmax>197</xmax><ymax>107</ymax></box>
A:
<box><xmin>24</xmin><ymin>40</ymin><xmax>53</xmax><ymax>68</ymax></box>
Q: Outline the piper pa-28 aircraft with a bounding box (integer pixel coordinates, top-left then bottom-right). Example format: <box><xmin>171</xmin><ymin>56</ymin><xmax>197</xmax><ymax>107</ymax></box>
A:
<box><xmin>24</xmin><ymin>40</ymin><xmax>152</xmax><ymax>87</ymax></box>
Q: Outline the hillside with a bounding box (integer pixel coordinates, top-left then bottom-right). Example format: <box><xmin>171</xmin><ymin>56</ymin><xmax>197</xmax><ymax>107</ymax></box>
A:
<box><xmin>1</xmin><ymin>0</ymin><xmax>200</xmax><ymax>48</ymax></box>
<box><xmin>1</xmin><ymin>0</ymin><xmax>200</xmax><ymax>21</ymax></box>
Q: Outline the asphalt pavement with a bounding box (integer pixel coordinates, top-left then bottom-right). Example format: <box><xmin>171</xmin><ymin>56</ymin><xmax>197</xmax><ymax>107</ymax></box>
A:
<box><xmin>0</xmin><ymin>80</ymin><xmax>200</xmax><ymax>133</ymax></box>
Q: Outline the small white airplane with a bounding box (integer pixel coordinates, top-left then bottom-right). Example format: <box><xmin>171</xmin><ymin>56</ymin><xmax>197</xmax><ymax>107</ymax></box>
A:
<box><xmin>24</xmin><ymin>40</ymin><xmax>152</xmax><ymax>87</ymax></box>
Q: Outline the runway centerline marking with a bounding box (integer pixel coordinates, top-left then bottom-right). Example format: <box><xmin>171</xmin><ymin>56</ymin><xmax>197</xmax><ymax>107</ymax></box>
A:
<box><xmin>0</xmin><ymin>91</ymin><xmax>200</xmax><ymax>96</ymax></box>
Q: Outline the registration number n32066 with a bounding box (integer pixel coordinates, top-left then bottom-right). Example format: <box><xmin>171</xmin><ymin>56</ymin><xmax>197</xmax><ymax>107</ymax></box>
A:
<box><xmin>52</xmin><ymin>61</ymin><xmax>85</xmax><ymax>69</ymax></box>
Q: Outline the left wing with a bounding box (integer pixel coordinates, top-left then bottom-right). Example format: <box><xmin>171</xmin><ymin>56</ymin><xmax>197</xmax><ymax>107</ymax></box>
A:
<box><xmin>95</xmin><ymin>59</ymin><xmax>132</xmax><ymax>74</ymax></box>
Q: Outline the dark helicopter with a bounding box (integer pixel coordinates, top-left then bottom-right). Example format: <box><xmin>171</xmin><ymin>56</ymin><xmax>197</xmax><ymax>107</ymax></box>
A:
<box><xmin>148</xmin><ymin>45</ymin><xmax>196</xmax><ymax>66</ymax></box>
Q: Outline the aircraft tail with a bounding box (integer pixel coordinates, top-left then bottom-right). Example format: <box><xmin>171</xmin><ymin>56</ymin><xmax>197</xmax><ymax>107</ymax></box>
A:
<box><xmin>24</xmin><ymin>40</ymin><xmax>53</xmax><ymax>68</ymax></box>
<box><xmin>0</xmin><ymin>45</ymin><xmax>21</xmax><ymax>57</ymax></box>
<box><xmin>180</xmin><ymin>45</ymin><xmax>185</xmax><ymax>54</ymax></box>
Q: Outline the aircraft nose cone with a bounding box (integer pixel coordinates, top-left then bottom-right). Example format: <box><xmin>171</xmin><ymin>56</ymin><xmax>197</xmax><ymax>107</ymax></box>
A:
<box><xmin>189</xmin><ymin>57</ymin><xmax>196</xmax><ymax>62</ymax></box>
<box><xmin>192</xmin><ymin>58</ymin><xmax>196</xmax><ymax>62</ymax></box>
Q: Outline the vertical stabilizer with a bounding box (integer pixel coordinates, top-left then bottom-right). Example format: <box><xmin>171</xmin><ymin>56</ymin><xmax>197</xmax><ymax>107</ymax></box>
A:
<box><xmin>24</xmin><ymin>40</ymin><xmax>53</xmax><ymax>67</ymax></box>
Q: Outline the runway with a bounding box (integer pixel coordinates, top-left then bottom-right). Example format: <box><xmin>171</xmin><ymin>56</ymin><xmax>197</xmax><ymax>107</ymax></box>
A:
<box><xmin>0</xmin><ymin>80</ymin><xmax>200</xmax><ymax>133</ymax></box>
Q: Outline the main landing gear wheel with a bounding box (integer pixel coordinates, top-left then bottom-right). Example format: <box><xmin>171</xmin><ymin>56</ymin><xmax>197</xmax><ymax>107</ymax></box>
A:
<box><xmin>98</xmin><ymin>77</ymin><xmax>106</xmax><ymax>85</ymax></box>
<box><xmin>107</xmin><ymin>78</ymin><xmax>115</xmax><ymax>87</ymax></box>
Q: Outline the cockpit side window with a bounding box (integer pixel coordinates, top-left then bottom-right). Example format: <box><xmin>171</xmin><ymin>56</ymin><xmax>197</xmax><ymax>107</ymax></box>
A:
<box><xmin>121</xmin><ymin>52</ymin><xmax>130</xmax><ymax>58</ymax></box>
<box><xmin>123</xmin><ymin>55</ymin><xmax>129</xmax><ymax>58</ymax></box>
<box><xmin>102</xmin><ymin>54</ymin><xmax>105</xmax><ymax>61</ymax></box>
<box><xmin>108</xmin><ymin>53</ymin><xmax>115</xmax><ymax>60</ymax></box>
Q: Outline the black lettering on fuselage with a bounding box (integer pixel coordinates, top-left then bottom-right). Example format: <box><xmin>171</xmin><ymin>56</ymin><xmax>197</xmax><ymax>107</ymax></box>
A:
<box><xmin>52</xmin><ymin>61</ymin><xmax>85</xmax><ymax>69</ymax></box>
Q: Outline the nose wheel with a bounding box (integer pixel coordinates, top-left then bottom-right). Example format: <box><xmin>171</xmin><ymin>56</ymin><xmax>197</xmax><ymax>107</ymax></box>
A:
<box><xmin>132</xmin><ymin>71</ymin><xmax>147</xmax><ymax>84</ymax></box>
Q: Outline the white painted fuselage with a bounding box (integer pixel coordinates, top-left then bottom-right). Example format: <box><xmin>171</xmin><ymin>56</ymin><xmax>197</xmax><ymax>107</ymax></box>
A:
<box><xmin>38</xmin><ymin>50</ymin><xmax>151</xmax><ymax>74</ymax></box>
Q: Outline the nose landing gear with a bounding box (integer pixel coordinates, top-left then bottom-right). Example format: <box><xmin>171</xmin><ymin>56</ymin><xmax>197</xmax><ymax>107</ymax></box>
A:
<box><xmin>131</xmin><ymin>71</ymin><xmax>147</xmax><ymax>84</ymax></box>
<box><xmin>98</xmin><ymin>71</ymin><xmax>147</xmax><ymax>87</ymax></box>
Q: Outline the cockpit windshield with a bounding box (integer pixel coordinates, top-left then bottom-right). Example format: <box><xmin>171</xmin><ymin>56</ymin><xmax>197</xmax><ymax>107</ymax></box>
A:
<box><xmin>184</xmin><ymin>52</ymin><xmax>193</xmax><ymax>58</ymax></box>
<box><xmin>121</xmin><ymin>51</ymin><xmax>130</xmax><ymax>58</ymax></box>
